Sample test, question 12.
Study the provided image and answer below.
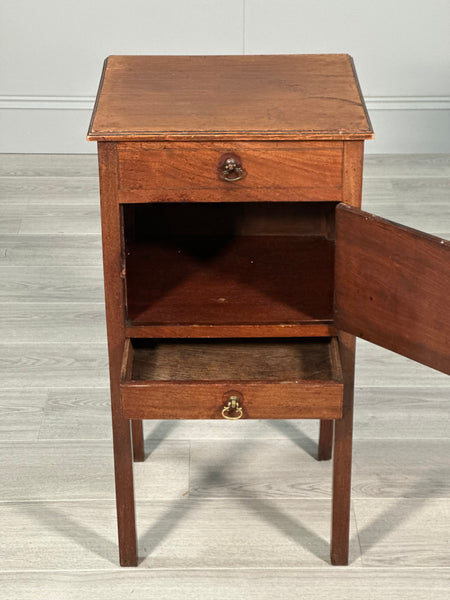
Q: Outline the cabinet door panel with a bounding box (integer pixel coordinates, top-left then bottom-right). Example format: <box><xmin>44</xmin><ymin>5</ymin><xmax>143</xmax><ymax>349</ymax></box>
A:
<box><xmin>335</xmin><ymin>204</ymin><xmax>450</xmax><ymax>375</ymax></box>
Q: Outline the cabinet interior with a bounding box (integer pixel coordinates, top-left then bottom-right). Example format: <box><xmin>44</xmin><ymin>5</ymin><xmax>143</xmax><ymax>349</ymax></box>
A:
<box><xmin>122</xmin><ymin>202</ymin><xmax>338</xmax><ymax>330</ymax></box>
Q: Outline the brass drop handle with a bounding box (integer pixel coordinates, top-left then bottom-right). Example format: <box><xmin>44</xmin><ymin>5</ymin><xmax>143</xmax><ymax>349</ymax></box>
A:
<box><xmin>220</xmin><ymin>157</ymin><xmax>245</xmax><ymax>182</ymax></box>
<box><xmin>222</xmin><ymin>395</ymin><xmax>243</xmax><ymax>420</ymax></box>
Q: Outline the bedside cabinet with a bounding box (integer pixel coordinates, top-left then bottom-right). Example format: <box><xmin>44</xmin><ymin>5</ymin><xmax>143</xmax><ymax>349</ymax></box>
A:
<box><xmin>87</xmin><ymin>54</ymin><xmax>450</xmax><ymax>567</ymax></box>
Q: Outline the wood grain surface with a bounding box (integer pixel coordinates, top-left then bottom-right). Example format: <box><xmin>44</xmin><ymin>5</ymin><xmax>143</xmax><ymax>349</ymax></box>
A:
<box><xmin>130</xmin><ymin>338</ymin><xmax>339</xmax><ymax>381</ymax></box>
<box><xmin>125</xmin><ymin>235</ymin><xmax>334</xmax><ymax>330</ymax></box>
<box><xmin>335</xmin><ymin>204</ymin><xmax>450</xmax><ymax>375</ymax></box>
<box><xmin>1</xmin><ymin>569</ymin><xmax>449</xmax><ymax>599</ymax></box>
<box><xmin>121</xmin><ymin>382</ymin><xmax>343</xmax><ymax>420</ymax></box>
<box><xmin>98</xmin><ymin>142</ymin><xmax>138</xmax><ymax>566</ymax></box>
<box><xmin>87</xmin><ymin>55</ymin><xmax>373</xmax><ymax>141</ymax></box>
<box><xmin>117</xmin><ymin>142</ymin><xmax>343</xmax><ymax>203</ymax></box>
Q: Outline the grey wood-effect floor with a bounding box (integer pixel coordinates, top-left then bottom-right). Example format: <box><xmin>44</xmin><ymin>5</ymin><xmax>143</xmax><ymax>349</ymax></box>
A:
<box><xmin>0</xmin><ymin>153</ymin><xmax>449</xmax><ymax>599</ymax></box>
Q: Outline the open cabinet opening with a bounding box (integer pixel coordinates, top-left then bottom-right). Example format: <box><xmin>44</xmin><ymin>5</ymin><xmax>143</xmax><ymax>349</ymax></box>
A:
<box><xmin>122</xmin><ymin>202</ymin><xmax>338</xmax><ymax>333</ymax></box>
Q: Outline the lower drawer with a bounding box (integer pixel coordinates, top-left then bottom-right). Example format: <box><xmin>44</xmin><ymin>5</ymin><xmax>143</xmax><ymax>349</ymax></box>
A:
<box><xmin>120</xmin><ymin>338</ymin><xmax>343</xmax><ymax>420</ymax></box>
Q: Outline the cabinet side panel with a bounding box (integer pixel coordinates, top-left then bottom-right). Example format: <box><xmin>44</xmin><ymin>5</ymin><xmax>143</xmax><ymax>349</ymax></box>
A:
<box><xmin>335</xmin><ymin>204</ymin><xmax>450</xmax><ymax>375</ymax></box>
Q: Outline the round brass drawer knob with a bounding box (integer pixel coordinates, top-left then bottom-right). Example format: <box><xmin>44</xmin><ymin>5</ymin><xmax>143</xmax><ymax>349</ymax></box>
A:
<box><xmin>220</xmin><ymin>156</ymin><xmax>245</xmax><ymax>182</ymax></box>
<box><xmin>222</xmin><ymin>394</ymin><xmax>243</xmax><ymax>420</ymax></box>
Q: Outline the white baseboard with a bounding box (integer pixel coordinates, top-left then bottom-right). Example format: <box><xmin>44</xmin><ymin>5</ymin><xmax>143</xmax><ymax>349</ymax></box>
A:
<box><xmin>1</xmin><ymin>95</ymin><xmax>449</xmax><ymax>154</ymax></box>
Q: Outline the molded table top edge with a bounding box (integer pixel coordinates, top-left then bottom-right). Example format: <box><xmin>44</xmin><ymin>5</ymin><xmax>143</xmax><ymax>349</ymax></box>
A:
<box><xmin>87</xmin><ymin>54</ymin><xmax>374</xmax><ymax>142</ymax></box>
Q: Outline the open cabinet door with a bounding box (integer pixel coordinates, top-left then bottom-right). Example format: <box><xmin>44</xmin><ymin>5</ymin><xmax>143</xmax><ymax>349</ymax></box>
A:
<box><xmin>335</xmin><ymin>203</ymin><xmax>450</xmax><ymax>375</ymax></box>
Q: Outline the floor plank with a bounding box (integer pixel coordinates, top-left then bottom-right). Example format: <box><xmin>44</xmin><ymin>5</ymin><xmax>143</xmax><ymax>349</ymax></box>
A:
<box><xmin>0</xmin><ymin>440</ymin><xmax>189</xmax><ymax>501</ymax></box>
<box><xmin>391</xmin><ymin>176</ymin><xmax>449</xmax><ymax>202</ymax></box>
<box><xmin>362</xmin><ymin>177</ymin><xmax>395</xmax><ymax>202</ymax></box>
<box><xmin>0</xmin><ymin>234</ymin><xmax>102</xmax><ymax>266</ymax></box>
<box><xmin>362</xmin><ymin>177</ymin><xmax>450</xmax><ymax>213</ymax></box>
<box><xmin>355</xmin><ymin>340</ymin><xmax>450</xmax><ymax>388</ymax></box>
<box><xmin>189</xmin><ymin>439</ymin><xmax>450</xmax><ymax>499</ymax></box>
<box><xmin>0</xmin><ymin>266</ymin><xmax>104</xmax><ymax>302</ymax></box>
<box><xmin>0</xmin><ymin>343</ymin><xmax>108</xmax><ymax>388</ymax></box>
<box><xmin>351</xmin><ymin>440</ymin><xmax>450</xmax><ymax>498</ymax></box>
<box><xmin>360</xmin><ymin>200</ymin><xmax>450</xmax><ymax>236</ymax></box>
<box><xmin>363</xmin><ymin>154</ymin><xmax>450</xmax><ymax>178</ymax></box>
<box><xmin>0</xmin><ymin>154</ymin><xmax>98</xmax><ymax>178</ymax></box>
<box><xmin>354</xmin><ymin>387</ymin><xmax>450</xmax><ymax>439</ymax></box>
<box><xmin>19</xmin><ymin>204</ymin><xmax>101</xmax><ymax>235</ymax></box>
<box><xmin>0</xmin><ymin>176</ymin><xmax>99</xmax><ymax>204</ymax></box>
<box><xmin>0</xmin><ymin>204</ymin><xmax>26</xmax><ymax>234</ymax></box>
<box><xmin>0</xmin><ymin>569</ymin><xmax>449</xmax><ymax>600</ymax></box>
<box><xmin>0</xmin><ymin>303</ymin><xmax>106</xmax><ymax>342</ymax></box>
<box><xmin>39</xmin><ymin>388</ymin><xmax>111</xmax><ymax>440</ymax></box>
<box><xmin>354</xmin><ymin>498</ymin><xmax>450</xmax><ymax>567</ymax></box>
<box><xmin>189</xmin><ymin>438</ymin><xmax>330</xmax><ymax>498</ymax></box>
<box><xmin>0</xmin><ymin>501</ymin><xmax>119</xmax><ymax>570</ymax></box>
<box><xmin>0</xmin><ymin>389</ymin><xmax>47</xmax><ymax>441</ymax></box>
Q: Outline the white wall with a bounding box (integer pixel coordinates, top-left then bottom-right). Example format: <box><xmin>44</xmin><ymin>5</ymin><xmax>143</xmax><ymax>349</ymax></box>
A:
<box><xmin>1</xmin><ymin>0</ymin><xmax>449</xmax><ymax>153</ymax></box>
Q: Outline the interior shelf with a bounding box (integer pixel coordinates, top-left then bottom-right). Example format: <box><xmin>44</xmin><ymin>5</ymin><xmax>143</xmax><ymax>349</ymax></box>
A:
<box><xmin>125</xmin><ymin>234</ymin><xmax>334</xmax><ymax>332</ymax></box>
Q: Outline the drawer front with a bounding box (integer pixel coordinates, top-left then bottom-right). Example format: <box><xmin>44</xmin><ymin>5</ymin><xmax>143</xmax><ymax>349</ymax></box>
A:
<box><xmin>118</xmin><ymin>141</ymin><xmax>343</xmax><ymax>202</ymax></box>
<box><xmin>120</xmin><ymin>381</ymin><xmax>343</xmax><ymax>420</ymax></box>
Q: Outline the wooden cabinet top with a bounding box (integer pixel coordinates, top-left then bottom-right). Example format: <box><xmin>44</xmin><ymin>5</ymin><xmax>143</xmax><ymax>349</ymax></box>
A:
<box><xmin>87</xmin><ymin>54</ymin><xmax>373</xmax><ymax>142</ymax></box>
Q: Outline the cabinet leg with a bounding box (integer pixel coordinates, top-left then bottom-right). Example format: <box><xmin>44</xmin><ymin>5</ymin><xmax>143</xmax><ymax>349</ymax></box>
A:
<box><xmin>112</xmin><ymin>414</ymin><xmax>138</xmax><ymax>567</ymax></box>
<box><xmin>318</xmin><ymin>420</ymin><xmax>333</xmax><ymax>460</ymax></box>
<box><xmin>98</xmin><ymin>144</ymin><xmax>138</xmax><ymax>566</ymax></box>
<box><xmin>330</xmin><ymin>414</ymin><xmax>353</xmax><ymax>565</ymax></box>
<box><xmin>131</xmin><ymin>419</ymin><xmax>145</xmax><ymax>462</ymax></box>
<box><xmin>330</xmin><ymin>332</ymin><xmax>355</xmax><ymax>566</ymax></box>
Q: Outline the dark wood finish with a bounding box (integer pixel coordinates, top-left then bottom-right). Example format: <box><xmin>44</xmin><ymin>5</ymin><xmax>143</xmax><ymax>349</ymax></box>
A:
<box><xmin>126</xmin><ymin>323</ymin><xmax>336</xmax><ymax>339</ymax></box>
<box><xmin>318</xmin><ymin>331</ymin><xmax>342</xmax><ymax>459</ymax></box>
<box><xmin>331</xmin><ymin>331</ymin><xmax>355</xmax><ymax>565</ymax></box>
<box><xmin>119</xmin><ymin>188</ymin><xmax>341</xmax><ymax>204</ymax></box>
<box><xmin>117</xmin><ymin>142</ymin><xmax>343</xmax><ymax>203</ymax></box>
<box><xmin>125</xmin><ymin>236</ymin><xmax>335</xmax><ymax>330</ymax></box>
<box><xmin>342</xmin><ymin>141</ymin><xmax>364</xmax><ymax>206</ymax></box>
<box><xmin>126</xmin><ymin>201</ymin><xmax>337</xmax><ymax>238</ymax></box>
<box><xmin>120</xmin><ymin>338</ymin><xmax>343</xmax><ymax>420</ymax></box>
<box><xmin>131</xmin><ymin>420</ymin><xmax>145</xmax><ymax>462</ymax></box>
<box><xmin>131</xmin><ymin>338</ymin><xmax>340</xmax><ymax>381</ymax></box>
<box><xmin>122</xmin><ymin>382</ymin><xmax>343</xmax><ymax>420</ymax></box>
<box><xmin>318</xmin><ymin>420</ymin><xmax>333</xmax><ymax>460</ymax></box>
<box><xmin>97</xmin><ymin>142</ymin><xmax>137</xmax><ymax>567</ymax></box>
<box><xmin>329</xmin><ymin>140</ymin><xmax>364</xmax><ymax>563</ymax></box>
<box><xmin>87</xmin><ymin>55</ymin><xmax>373</xmax><ymax>141</ymax></box>
<box><xmin>90</xmin><ymin>55</ymin><xmax>375</xmax><ymax>568</ymax></box>
<box><xmin>124</xmin><ymin>200</ymin><xmax>337</xmax><ymax>336</ymax></box>
<box><xmin>335</xmin><ymin>204</ymin><xmax>450</xmax><ymax>375</ymax></box>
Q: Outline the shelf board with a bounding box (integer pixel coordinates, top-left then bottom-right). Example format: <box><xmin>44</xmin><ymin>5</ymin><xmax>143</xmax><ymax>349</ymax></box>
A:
<box><xmin>125</xmin><ymin>235</ymin><xmax>334</xmax><ymax>332</ymax></box>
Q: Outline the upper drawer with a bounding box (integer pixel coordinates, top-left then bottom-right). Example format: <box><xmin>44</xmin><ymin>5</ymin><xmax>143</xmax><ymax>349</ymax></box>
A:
<box><xmin>117</xmin><ymin>141</ymin><xmax>343</xmax><ymax>202</ymax></box>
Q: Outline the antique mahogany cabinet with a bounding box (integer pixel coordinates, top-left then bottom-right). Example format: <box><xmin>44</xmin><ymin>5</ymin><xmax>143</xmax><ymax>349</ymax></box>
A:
<box><xmin>87</xmin><ymin>54</ymin><xmax>450</xmax><ymax>566</ymax></box>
